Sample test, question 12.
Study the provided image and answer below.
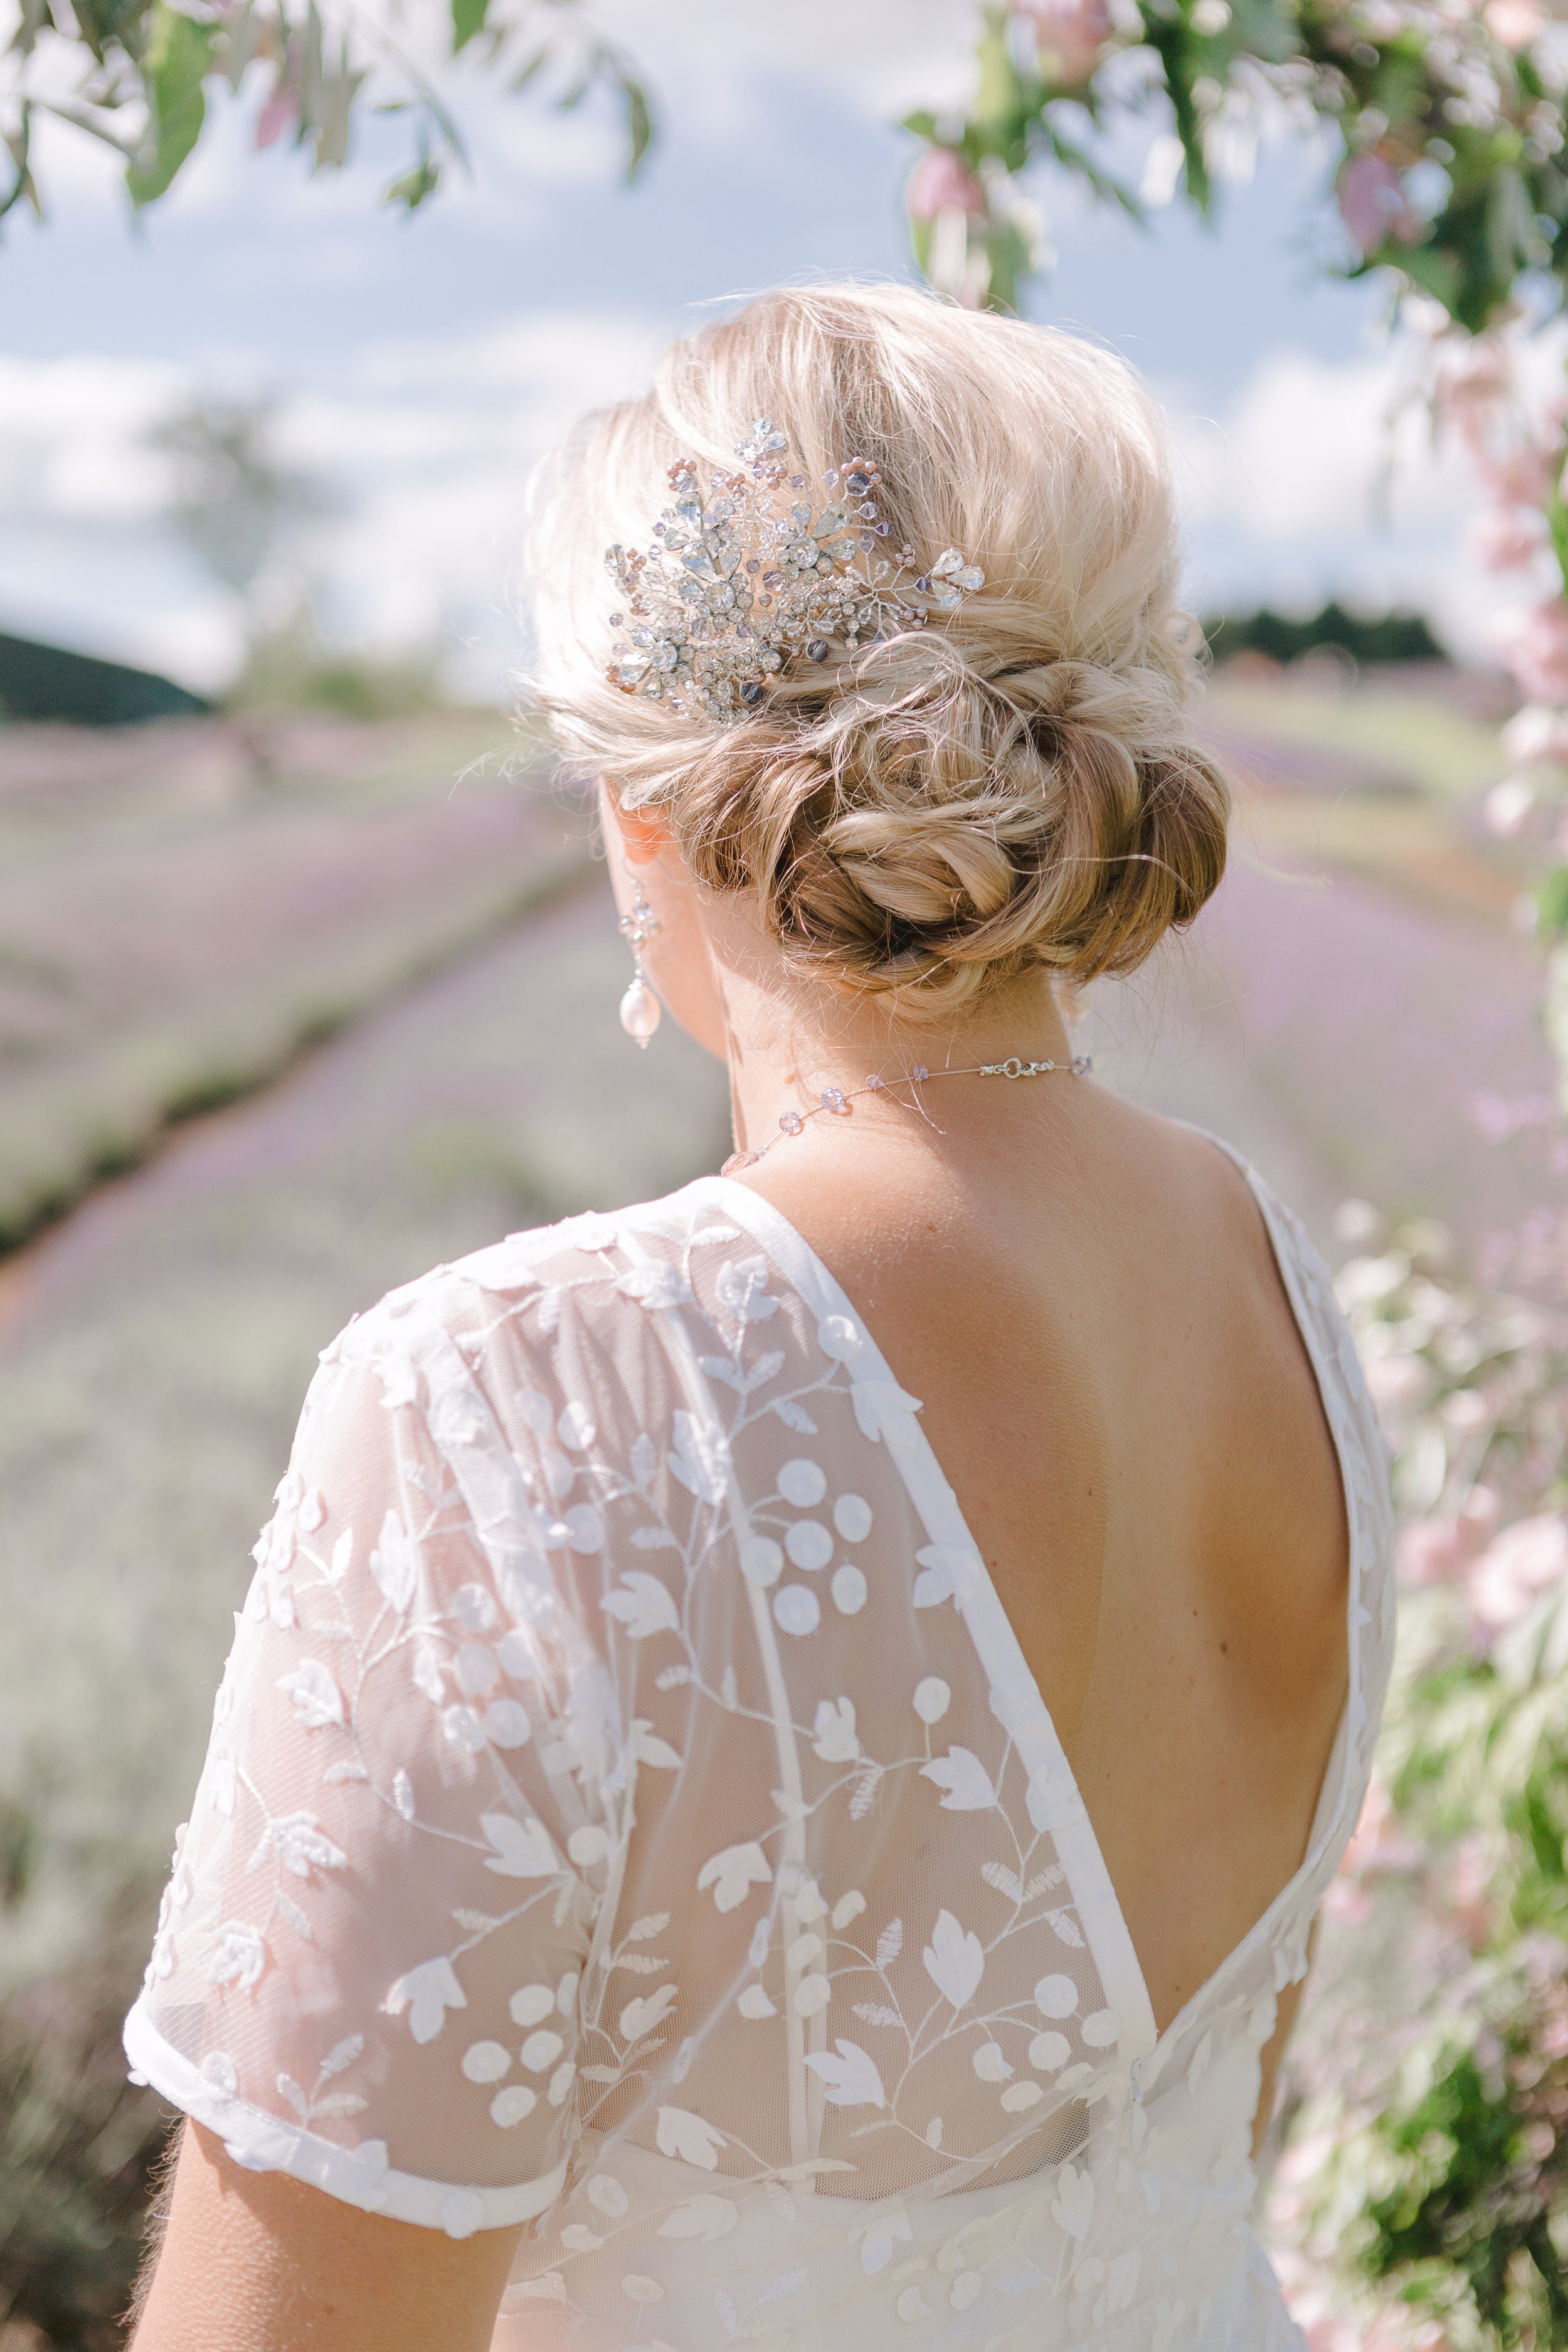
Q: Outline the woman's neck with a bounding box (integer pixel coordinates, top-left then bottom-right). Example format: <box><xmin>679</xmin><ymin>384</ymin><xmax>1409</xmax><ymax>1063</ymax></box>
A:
<box><xmin>716</xmin><ymin>959</ymin><xmax>1081</xmax><ymax>1184</ymax></box>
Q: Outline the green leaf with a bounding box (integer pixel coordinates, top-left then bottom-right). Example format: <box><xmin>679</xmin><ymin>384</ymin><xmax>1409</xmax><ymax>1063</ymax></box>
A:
<box><xmin>1387</xmin><ymin>240</ymin><xmax>1461</xmax><ymax>316</ymax></box>
<box><xmin>1544</xmin><ymin>462</ymin><xmax>1568</xmax><ymax>602</ymax></box>
<box><xmin>1485</xmin><ymin>162</ymin><xmax>1534</xmax><ymax>285</ymax></box>
<box><xmin>901</xmin><ymin>109</ymin><xmax>940</xmax><ymax>141</ymax></box>
<box><xmin>617</xmin><ymin>70</ymin><xmax>652</xmax><ymax>182</ymax></box>
<box><xmin>509</xmin><ymin>45</ymin><xmax>553</xmax><ymax>95</ymax></box>
<box><xmin>1535</xmin><ymin>864</ymin><xmax>1568</xmax><ymax>940</ymax></box>
<box><xmin>312</xmin><ymin>40</ymin><xmax>367</xmax><ymax>172</ymax></box>
<box><xmin>125</xmin><ymin>2</ymin><xmax>215</xmax><ymax>208</ymax></box>
<box><xmin>451</xmin><ymin>0</ymin><xmax>488</xmax><ymax>55</ymax></box>
<box><xmin>11</xmin><ymin>0</ymin><xmax>58</xmax><ymax>62</ymax></box>
<box><xmin>980</xmin><ymin>209</ymin><xmax>1036</xmax><ymax>313</ymax></box>
<box><xmin>973</xmin><ymin>8</ymin><xmax>1029</xmax><ymax>171</ymax></box>
<box><xmin>383</xmin><ymin>156</ymin><xmax>440</xmax><ymax>211</ymax></box>
<box><xmin>1224</xmin><ymin>0</ymin><xmax>1298</xmax><ymax>66</ymax></box>
<box><xmin>1141</xmin><ymin>9</ymin><xmax>1209</xmax><ymax>215</ymax></box>
<box><xmin>214</xmin><ymin>0</ymin><xmax>262</xmax><ymax>97</ymax></box>
<box><xmin>0</xmin><ymin>97</ymin><xmax>39</xmax><ymax>226</ymax></box>
<box><xmin>1044</xmin><ymin>122</ymin><xmax>1142</xmax><ymax>219</ymax></box>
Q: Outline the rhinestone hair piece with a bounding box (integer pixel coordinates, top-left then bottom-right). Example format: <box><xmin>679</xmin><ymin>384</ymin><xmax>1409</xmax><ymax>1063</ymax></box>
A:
<box><xmin>603</xmin><ymin>418</ymin><xmax>984</xmax><ymax>723</ymax></box>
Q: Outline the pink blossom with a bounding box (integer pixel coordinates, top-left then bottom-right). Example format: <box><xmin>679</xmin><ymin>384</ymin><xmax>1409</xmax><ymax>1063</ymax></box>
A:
<box><xmin>1301</xmin><ymin>2312</ymin><xmax>1365</xmax><ymax>2352</ymax></box>
<box><xmin>906</xmin><ymin>147</ymin><xmax>987</xmax><ymax>222</ymax></box>
<box><xmin>1337</xmin><ymin>152</ymin><xmax>1421</xmax><ymax>257</ymax></box>
<box><xmin>1495</xmin><ymin>600</ymin><xmax>1568</xmax><ymax>702</ymax></box>
<box><xmin>1484</xmin><ymin>777</ymin><xmax>1540</xmax><ymax>836</ymax></box>
<box><xmin>1016</xmin><ymin>0</ymin><xmax>1111</xmax><ymax>86</ymax></box>
<box><xmin>1468</xmin><ymin>506</ymin><xmax>1546</xmax><ymax>572</ymax></box>
<box><xmin>1272</xmin><ymin>2130</ymin><xmax>1338</xmax><ymax>2194</ymax></box>
<box><xmin>1485</xmin><ymin>0</ymin><xmax>1542</xmax><ymax>46</ymax></box>
<box><xmin>1397</xmin><ymin>1488</ymin><xmax>1497</xmax><ymax>1586</ymax></box>
<box><xmin>1345</xmin><ymin>1776</ymin><xmax>1422</xmax><ymax>1874</ymax></box>
<box><xmin>1324</xmin><ymin>1776</ymin><xmax>1423</xmax><ymax>1923</ymax></box>
<box><xmin>1468</xmin><ymin>1511</ymin><xmax>1568</xmax><ymax>1626</ymax></box>
<box><xmin>1435</xmin><ymin>344</ymin><xmax>1510</xmax><ymax>432</ymax></box>
<box><xmin>1461</xmin><ymin>1484</ymin><xmax>1503</xmax><ymax>1543</ymax></box>
<box><xmin>1503</xmin><ymin>701</ymin><xmax>1568</xmax><ymax>765</ymax></box>
<box><xmin>255</xmin><ymin>79</ymin><xmax>297</xmax><ymax>151</ymax></box>
<box><xmin>1397</xmin><ymin>1517</ymin><xmax>1470</xmax><ymax>1586</ymax></box>
<box><xmin>1476</xmin><ymin>444</ymin><xmax>1559</xmax><ymax>506</ymax></box>
<box><xmin>1447</xmin><ymin>1829</ymin><xmax>1496</xmax><ymax>1949</ymax></box>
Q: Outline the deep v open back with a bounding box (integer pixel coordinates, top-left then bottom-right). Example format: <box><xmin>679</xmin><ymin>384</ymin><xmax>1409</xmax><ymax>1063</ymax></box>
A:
<box><xmin>125</xmin><ymin>1137</ymin><xmax>1394</xmax><ymax>2351</ymax></box>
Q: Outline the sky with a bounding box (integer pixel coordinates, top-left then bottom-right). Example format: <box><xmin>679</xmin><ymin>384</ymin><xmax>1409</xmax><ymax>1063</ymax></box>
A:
<box><xmin>0</xmin><ymin>0</ymin><xmax>1507</xmax><ymax>695</ymax></box>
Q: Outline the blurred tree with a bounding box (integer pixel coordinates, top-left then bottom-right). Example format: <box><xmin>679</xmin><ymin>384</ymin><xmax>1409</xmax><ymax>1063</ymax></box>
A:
<box><xmin>146</xmin><ymin>395</ymin><xmax>453</xmax><ymax>714</ymax></box>
<box><xmin>1204</xmin><ymin>601</ymin><xmax>1449</xmax><ymax>668</ymax></box>
<box><xmin>147</xmin><ymin>394</ymin><xmax>322</xmax><ymax>607</ymax></box>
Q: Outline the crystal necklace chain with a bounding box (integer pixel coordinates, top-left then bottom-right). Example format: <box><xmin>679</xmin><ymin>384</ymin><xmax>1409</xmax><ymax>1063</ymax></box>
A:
<box><xmin>720</xmin><ymin>1051</ymin><xmax>1094</xmax><ymax>1175</ymax></box>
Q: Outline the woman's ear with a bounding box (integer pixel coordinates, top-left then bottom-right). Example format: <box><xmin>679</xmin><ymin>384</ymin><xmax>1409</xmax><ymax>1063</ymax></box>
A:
<box><xmin>597</xmin><ymin>781</ymin><xmax>731</xmax><ymax>1063</ymax></box>
<box><xmin>601</xmin><ymin>785</ymin><xmax>668</xmax><ymax>869</ymax></box>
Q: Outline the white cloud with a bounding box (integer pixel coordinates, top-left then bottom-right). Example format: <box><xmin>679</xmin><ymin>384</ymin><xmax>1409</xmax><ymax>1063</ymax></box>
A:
<box><xmin>1170</xmin><ymin>346</ymin><xmax>1454</xmax><ymax>538</ymax></box>
<box><xmin>1162</xmin><ymin>337</ymin><xmax>1560</xmax><ymax>655</ymax></box>
<box><xmin>0</xmin><ymin>305</ymin><xmax>665</xmax><ymax>692</ymax></box>
<box><xmin>0</xmin><ymin>319</ymin><xmax>1536</xmax><ymax>693</ymax></box>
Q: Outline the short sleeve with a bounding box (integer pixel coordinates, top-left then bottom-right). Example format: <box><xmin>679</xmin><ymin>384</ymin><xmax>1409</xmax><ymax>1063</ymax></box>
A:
<box><xmin>124</xmin><ymin>1296</ymin><xmax>607</xmax><ymax>2239</ymax></box>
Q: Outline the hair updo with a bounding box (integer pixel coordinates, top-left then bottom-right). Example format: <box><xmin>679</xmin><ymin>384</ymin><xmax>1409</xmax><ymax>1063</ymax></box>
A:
<box><xmin>526</xmin><ymin>282</ymin><xmax>1230</xmax><ymax>1012</ymax></box>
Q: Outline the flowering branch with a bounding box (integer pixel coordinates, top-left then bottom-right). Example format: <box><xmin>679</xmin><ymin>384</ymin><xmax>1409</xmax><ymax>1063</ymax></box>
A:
<box><xmin>0</xmin><ymin>0</ymin><xmax>653</xmax><ymax>221</ymax></box>
<box><xmin>1429</xmin><ymin>332</ymin><xmax>1568</xmax><ymax>1104</ymax></box>
<box><xmin>906</xmin><ymin>2</ymin><xmax>1568</xmax><ymax>1101</ymax></box>
<box><xmin>904</xmin><ymin>0</ymin><xmax>1568</xmax><ymax>328</ymax></box>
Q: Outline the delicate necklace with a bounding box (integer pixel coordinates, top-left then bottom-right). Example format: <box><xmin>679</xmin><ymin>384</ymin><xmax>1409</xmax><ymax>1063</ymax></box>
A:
<box><xmin>721</xmin><ymin>1051</ymin><xmax>1093</xmax><ymax>1175</ymax></box>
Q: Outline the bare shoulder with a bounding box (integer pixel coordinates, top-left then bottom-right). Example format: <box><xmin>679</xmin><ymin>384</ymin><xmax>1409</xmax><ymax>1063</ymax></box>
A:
<box><xmin>1143</xmin><ymin>1105</ymin><xmax>1348</xmax><ymax>1622</ymax></box>
<box><xmin>1082</xmin><ymin>1093</ymin><xmax>1301</xmax><ymax>1323</ymax></box>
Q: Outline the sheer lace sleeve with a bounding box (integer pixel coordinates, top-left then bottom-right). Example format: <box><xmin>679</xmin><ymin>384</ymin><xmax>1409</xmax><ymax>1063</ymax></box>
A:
<box><xmin>124</xmin><ymin>1286</ymin><xmax>603</xmax><ymax>2238</ymax></box>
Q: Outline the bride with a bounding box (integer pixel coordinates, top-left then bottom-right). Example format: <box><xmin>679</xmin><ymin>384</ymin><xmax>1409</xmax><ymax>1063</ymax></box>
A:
<box><xmin>127</xmin><ymin>282</ymin><xmax>1392</xmax><ymax>2351</ymax></box>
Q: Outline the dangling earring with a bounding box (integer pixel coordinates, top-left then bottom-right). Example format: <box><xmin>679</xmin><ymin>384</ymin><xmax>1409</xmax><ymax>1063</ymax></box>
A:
<box><xmin>618</xmin><ymin>884</ymin><xmax>662</xmax><ymax>1048</ymax></box>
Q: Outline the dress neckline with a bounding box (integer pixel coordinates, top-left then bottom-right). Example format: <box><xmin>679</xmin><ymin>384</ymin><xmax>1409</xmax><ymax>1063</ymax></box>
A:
<box><xmin>684</xmin><ymin>1144</ymin><xmax>1367</xmax><ymax>2086</ymax></box>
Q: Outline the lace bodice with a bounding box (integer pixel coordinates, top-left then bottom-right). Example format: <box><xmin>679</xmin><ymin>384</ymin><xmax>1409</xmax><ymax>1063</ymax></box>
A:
<box><xmin>126</xmin><ymin>1142</ymin><xmax>1394</xmax><ymax>2351</ymax></box>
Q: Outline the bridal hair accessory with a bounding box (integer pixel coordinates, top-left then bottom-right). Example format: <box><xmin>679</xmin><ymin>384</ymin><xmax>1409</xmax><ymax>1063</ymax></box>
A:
<box><xmin>721</xmin><ymin>1052</ymin><xmax>1093</xmax><ymax>1173</ymax></box>
<box><xmin>618</xmin><ymin>882</ymin><xmax>662</xmax><ymax>1047</ymax></box>
<box><xmin>605</xmin><ymin>420</ymin><xmax>984</xmax><ymax>722</ymax></box>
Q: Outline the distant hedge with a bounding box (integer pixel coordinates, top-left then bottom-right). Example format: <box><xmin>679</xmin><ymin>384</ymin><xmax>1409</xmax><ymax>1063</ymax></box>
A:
<box><xmin>0</xmin><ymin>633</ymin><xmax>208</xmax><ymax>727</ymax></box>
<box><xmin>1204</xmin><ymin>602</ymin><xmax>1448</xmax><ymax>669</ymax></box>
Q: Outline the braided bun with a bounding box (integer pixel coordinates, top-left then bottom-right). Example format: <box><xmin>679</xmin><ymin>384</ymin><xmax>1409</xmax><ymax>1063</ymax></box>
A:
<box><xmin>527</xmin><ymin>283</ymin><xmax>1229</xmax><ymax>1010</ymax></box>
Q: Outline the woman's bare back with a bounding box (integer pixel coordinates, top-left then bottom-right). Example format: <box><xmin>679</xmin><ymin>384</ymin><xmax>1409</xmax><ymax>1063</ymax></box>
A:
<box><xmin>745</xmin><ymin>1086</ymin><xmax>1350</xmax><ymax>2038</ymax></box>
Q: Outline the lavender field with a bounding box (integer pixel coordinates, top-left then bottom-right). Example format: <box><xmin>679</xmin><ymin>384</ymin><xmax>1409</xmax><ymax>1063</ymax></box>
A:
<box><xmin>0</xmin><ymin>673</ymin><xmax>1556</xmax><ymax>2346</ymax></box>
<box><xmin>0</xmin><ymin>711</ymin><xmax>585</xmax><ymax>1251</ymax></box>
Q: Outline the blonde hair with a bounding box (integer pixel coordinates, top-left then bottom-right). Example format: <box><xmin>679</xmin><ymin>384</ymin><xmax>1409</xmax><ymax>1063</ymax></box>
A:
<box><xmin>526</xmin><ymin>282</ymin><xmax>1229</xmax><ymax>1012</ymax></box>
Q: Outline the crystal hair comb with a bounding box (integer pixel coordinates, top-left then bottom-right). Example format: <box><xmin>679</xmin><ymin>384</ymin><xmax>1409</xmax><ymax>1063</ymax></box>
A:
<box><xmin>604</xmin><ymin>418</ymin><xmax>983</xmax><ymax>722</ymax></box>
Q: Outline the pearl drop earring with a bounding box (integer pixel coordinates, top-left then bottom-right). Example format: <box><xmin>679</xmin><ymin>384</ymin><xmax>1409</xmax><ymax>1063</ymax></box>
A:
<box><xmin>618</xmin><ymin>883</ymin><xmax>662</xmax><ymax>1048</ymax></box>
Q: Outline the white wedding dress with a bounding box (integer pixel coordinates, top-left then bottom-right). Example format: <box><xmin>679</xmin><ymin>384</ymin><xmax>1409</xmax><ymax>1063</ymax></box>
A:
<box><xmin>125</xmin><ymin>1138</ymin><xmax>1394</xmax><ymax>2352</ymax></box>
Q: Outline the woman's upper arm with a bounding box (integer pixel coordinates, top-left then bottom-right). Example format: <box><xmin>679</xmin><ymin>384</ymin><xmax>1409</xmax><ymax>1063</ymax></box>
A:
<box><xmin>134</xmin><ymin>2123</ymin><xmax>522</xmax><ymax>2352</ymax></box>
<box><xmin>127</xmin><ymin>1287</ymin><xmax>603</xmax><ymax>2338</ymax></box>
